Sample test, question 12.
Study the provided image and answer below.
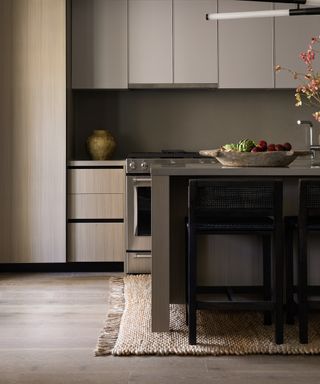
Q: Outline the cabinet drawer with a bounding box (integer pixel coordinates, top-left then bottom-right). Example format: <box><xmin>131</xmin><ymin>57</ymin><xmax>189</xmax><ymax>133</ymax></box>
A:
<box><xmin>126</xmin><ymin>252</ymin><xmax>151</xmax><ymax>274</ymax></box>
<box><xmin>69</xmin><ymin>223</ymin><xmax>124</xmax><ymax>262</ymax></box>
<box><xmin>69</xmin><ymin>169</ymin><xmax>124</xmax><ymax>194</ymax></box>
<box><xmin>68</xmin><ymin>194</ymin><xmax>124</xmax><ymax>219</ymax></box>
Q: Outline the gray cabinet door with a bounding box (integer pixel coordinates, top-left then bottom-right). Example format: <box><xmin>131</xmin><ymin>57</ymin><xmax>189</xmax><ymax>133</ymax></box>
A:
<box><xmin>128</xmin><ymin>0</ymin><xmax>173</xmax><ymax>85</ymax></box>
<box><xmin>218</xmin><ymin>0</ymin><xmax>274</xmax><ymax>89</ymax></box>
<box><xmin>173</xmin><ymin>0</ymin><xmax>218</xmax><ymax>85</ymax></box>
<box><xmin>275</xmin><ymin>4</ymin><xmax>320</xmax><ymax>89</ymax></box>
<box><xmin>72</xmin><ymin>0</ymin><xmax>127</xmax><ymax>89</ymax></box>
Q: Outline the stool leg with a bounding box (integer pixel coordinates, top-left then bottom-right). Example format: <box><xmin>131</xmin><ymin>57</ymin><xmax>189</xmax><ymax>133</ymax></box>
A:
<box><xmin>298</xmin><ymin>225</ymin><xmax>308</xmax><ymax>344</ymax></box>
<box><xmin>185</xmin><ymin>223</ymin><xmax>188</xmax><ymax>326</ymax></box>
<box><xmin>262</xmin><ymin>235</ymin><xmax>272</xmax><ymax>325</ymax></box>
<box><xmin>285</xmin><ymin>223</ymin><xmax>295</xmax><ymax>324</ymax></box>
<box><xmin>274</xmin><ymin>224</ymin><xmax>284</xmax><ymax>345</ymax></box>
<box><xmin>188</xmin><ymin>224</ymin><xmax>197</xmax><ymax>345</ymax></box>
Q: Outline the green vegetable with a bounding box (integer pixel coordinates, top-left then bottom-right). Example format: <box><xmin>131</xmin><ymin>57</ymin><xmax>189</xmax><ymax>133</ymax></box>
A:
<box><xmin>222</xmin><ymin>139</ymin><xmax>256</xmax><ymax>152</ymax></box>
<box><xmin>237</xmin><ymin>139</ymin><xmax>256</xmax><ymax>152</ymax></box>
<box><xmin>222</xmin><ymin>143</ymin><xmax>238</xmax><ymax>151</ymax></box>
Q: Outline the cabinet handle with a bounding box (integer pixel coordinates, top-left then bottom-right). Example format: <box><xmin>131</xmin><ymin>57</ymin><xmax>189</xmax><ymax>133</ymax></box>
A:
<box><xmin>134</xmin><ymin>254</ymin><xmax>152</xmax><ymax>259</ymax></box>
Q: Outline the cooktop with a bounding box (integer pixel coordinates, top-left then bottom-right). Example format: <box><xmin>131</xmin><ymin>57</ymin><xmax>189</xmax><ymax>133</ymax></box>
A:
<box><xmin>127</xmin><ymin>150</ymin><xmax>204</xmax><ymax>159</ymax></box>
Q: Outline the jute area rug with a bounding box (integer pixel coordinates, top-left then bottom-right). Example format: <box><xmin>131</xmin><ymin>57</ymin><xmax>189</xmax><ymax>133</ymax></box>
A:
<box><xmin>95</xmin><ymin>275</ymin><xmax>320</xmax><ymax>356</ymax></box>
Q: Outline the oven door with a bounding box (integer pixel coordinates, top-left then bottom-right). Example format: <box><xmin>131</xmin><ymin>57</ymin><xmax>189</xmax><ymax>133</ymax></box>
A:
<box><xmin>126</xmin><ymin>175</ymin><xmax>152</xmax><ymax>251</ymax></box>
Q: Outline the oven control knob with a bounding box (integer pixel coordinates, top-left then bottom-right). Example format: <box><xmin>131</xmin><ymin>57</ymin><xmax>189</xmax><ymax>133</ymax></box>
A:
<box><xmin>141</xmin><ymin>161</ymin><xmax>148</xmax><ymax>170</ymax></box>
<box><xmin>129</xmin><ymin>161</ymin><xmax>136</xmax><ymax>170</ymax></box>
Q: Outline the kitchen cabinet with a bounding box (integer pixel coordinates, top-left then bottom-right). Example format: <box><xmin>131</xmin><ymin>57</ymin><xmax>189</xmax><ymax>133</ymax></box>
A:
<box><xmin>68</xmin><ymin>162</ymin><xmax>125</xmax><ymax>262</ymax></box>
<box><xmin>126</xmin><ymin>253</ymin><xmax>151</xmax><ymax>274</ymax></box>
<box><xmin>173</xmin><ymin>0</ymin><xmax>217</xmax><ymax>85</ymax></box>
<box><xmin>69</xmin><ymin>223</ymin><xmax>124</xmax><ymax>262</ymax></box>
<box><xmin>129</xmin><ymin>0</ymin><xmax>172</xmax><ymax>85</ymax></box>
<box><xmin>72</xmin><ymin>0</ymin><xmax>127</xmax><ymax>89</ymax></box>
<box><xmin>129</xmin><ymin>0</ymin><xmax>218</xmax><ymax>86</ymax></box>
<box><xmin>0</xmin><ymin>0</ymin><xmax>66</xmax><ymax>263</ymax></box>
<box><xmin>218</xmin><ymin>0</ymin><xmax>274</xmax><ymax>89</ymax></box>
<box><xmin>274</xmin><ymin>4</ymin><xmax>320</xmax><ymax>89</ymax></box>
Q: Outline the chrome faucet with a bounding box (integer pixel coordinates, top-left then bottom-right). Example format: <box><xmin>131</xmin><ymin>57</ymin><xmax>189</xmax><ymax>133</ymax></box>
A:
<box><xmin>297</xmin><ymin>120</ymin><xmax>314</xmax><ymax>149</ymax></box>
<box><xmin>297</xmin><ymin>120</ymin><xmax>320</xmax><ymax>165</ymax></box>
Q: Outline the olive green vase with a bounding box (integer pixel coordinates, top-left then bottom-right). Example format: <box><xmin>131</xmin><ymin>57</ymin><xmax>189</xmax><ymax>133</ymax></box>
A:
<box><xmin>86</xmin><ymin>130</ymin><xmax>116</xmax><ymax>160</ymax></box>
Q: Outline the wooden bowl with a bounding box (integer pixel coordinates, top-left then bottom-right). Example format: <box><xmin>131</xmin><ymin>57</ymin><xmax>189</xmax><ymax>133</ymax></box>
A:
<box><xmin>199</xmin><ymin>149</ymin><xmax>310</xmax><ymax>167</ymax></box>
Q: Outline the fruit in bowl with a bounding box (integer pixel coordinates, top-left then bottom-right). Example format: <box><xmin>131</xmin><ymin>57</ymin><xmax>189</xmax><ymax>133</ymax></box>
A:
<box><xmin>199</xmin><ymin>139</ymin><xmax>309</xmax><ymax>167</ymax></box>
<box><xmin>222</xmin><ymin>139</ymin><xmax>293</xmax><ymax>153</ymax></box>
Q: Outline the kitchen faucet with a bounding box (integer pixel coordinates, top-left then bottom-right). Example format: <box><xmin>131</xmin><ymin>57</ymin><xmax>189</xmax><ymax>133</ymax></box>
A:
<box><xmin>297</xmin><ymin>120</ymin><xmax>320</xmax><ymax>164</ymax></box>
<box><xmin>297</xmin><ymin>120</ymin><xmax>314</xmax><ymax>149</ymax></box>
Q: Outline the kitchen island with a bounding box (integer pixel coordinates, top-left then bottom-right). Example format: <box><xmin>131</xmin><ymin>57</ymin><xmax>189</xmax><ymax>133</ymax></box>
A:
<box><xmin>151</xmin><ymin>160</ymin><xmax>320</xmax><ymax>332</ymax></box>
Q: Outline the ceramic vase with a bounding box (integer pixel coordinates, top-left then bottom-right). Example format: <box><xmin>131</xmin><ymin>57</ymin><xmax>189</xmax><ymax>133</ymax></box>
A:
<box><xmin>86</xmin><ymin>130</ymin><xmax>116</xmax><ymax>160</ymax></box>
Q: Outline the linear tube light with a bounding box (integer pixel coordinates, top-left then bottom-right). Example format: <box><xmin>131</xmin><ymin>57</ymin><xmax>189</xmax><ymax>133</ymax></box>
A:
<box><xmin>244</xmin><ymin>0</ymin><xmax>320</xmax><ymax>4</ymax></box>
<box><xmin>206</xmin><ymin>0</ymin><xmax>320</xmax><ymax>21</ymax></box>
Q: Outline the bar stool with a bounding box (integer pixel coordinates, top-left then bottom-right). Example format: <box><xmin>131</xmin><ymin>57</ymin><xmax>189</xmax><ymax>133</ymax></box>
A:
<box><xmin>187</xmin><ymin>178</ymin><xmax>284</xmax><ymax>345</ymax></box>
<box><xmin>286</xmin><ymin>179</ymin><xmax>320</xmax><ymax>344</ymax></box>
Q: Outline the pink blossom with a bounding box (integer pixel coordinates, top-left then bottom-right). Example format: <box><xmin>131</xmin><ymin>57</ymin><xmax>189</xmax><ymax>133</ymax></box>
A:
<box><xmin>308</xmin><ymin>79</ymin><xmax>320</xmax><ymax>93</ymax></box>
<box><xmin>277</xmin><ymin>36</ymin><xmax>320</xmax><ymax>123</ymax></box>
<box><xmin>300</xmin><ymin>49</ymin><xmax>315</xmax><ymax>65</ymax></box>
<box><xmin>313</xmin><ymin>112</ymin><xmax>320</xmax><ymax>122</ymax></box>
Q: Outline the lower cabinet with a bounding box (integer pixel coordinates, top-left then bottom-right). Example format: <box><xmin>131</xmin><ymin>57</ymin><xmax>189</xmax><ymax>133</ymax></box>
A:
<box><xmin>126</xmin><ymin>252</ymin><xmax>152</xmax><ymax>274</ymax></box>
<box><xmin>68</xmin><ymin>194</ymin><xmax>124</xmax><ymax>219</ymax></box>
<box><xmin>68</xmin><ymin>161</ymin><xmax>126</xmax><ymax>263</ymax></box>
<box><xmin>69</xmin><ymin>223</ymin><xmax>124</xmax><ymax>262</ymax></box>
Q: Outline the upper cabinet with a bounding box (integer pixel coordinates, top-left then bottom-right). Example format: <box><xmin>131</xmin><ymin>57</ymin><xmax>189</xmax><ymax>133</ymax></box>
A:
<box><xmin>274</xmin><ymin>4</ymin><xmax>320</xmax><ymax>89</ymax></box>
<box><xmin>173</xmin><ymin>0</ymin><xmax>217</xmax><ymax>85</ymax></box>
<box><xmin>71</xmin><ymin>0</ymin><xmax>318</xmax><ymax>89</ymax></box>
<box><xmin>218</xmin><ymin>0</ymin><xmax>274</xmax><ymax>89</ymax></box>
<box><xmin>72</xmin><ymin>0</ymin><xmax>127</xmax><ymax>89</ymax></box>
<box><xmin>128</xmin><ymin>0</ymin><xmax>173</xmax><ymax>85</ymax></box>
<box><xmin>128</xmin><ymin>0</ymin><xmax>218</xmax><ymax>86</ymax></box>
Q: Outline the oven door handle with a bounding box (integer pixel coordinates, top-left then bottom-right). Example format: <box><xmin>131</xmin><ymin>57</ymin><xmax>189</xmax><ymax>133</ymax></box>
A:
<box><xmin>133</xmin><ymin>176</ymin><xmax>152</xmax><ymax>236</ymax></box>
<box><xmin>132</xmin><ymin>177</ymin><xmax>152</xmax><ymax>184</ymax></box>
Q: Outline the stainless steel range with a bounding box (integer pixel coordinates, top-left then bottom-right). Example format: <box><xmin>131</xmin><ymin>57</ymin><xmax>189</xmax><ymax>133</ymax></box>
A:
<box><xmin>125</xmin><ymin>151</ymin><xmax>216</xmax><ymax>273</ymax></box>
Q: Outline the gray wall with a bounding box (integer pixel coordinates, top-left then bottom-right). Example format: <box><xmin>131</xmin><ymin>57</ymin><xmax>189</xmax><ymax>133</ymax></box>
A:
<box><xmin>72</xmin><ymin>89</ymin><xmax>315</xmax><ymax>159</ymax></box>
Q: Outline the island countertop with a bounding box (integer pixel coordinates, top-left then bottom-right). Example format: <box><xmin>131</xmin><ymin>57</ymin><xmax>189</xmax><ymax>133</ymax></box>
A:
<box><xmin>150</xmin><ymin>158</ymin><xmax>320</xmax><ymax>333</ymax></box>
<box><xmin>151</xmin><ymin>160</ymin><xmax>320</xmax><ymax>177</ymax></box>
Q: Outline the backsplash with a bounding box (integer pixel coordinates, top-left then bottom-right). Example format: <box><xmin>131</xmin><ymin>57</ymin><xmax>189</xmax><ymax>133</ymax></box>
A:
<box><xmin>71</xmin><ymin>89</ymin><xmax>313</xmax><ymax>160</ymax></box>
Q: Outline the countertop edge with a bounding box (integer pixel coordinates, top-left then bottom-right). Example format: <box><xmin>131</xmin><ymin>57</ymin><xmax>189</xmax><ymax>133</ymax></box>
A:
<box><xmin>151</xmin><ymin>163</ymin><xmax>320</xmax><ymax>176</ymax></box>
<box><xmin>68</xmin><ymin>160</ymin><xmax>126</xmax><ymax>167</ymax></box>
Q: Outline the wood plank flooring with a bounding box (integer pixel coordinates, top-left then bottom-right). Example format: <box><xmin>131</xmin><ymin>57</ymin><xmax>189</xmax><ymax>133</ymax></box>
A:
<box><xmin>1</xmin><ymin>273</ymin><xmax>320</xmax><ymax>384</ymax></box>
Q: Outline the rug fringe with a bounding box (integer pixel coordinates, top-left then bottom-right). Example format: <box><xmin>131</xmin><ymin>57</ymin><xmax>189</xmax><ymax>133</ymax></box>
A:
<box><xmin>94</xmin><ymin>276</ymin><xmax>124</xmax><ymax>356</ymax></box>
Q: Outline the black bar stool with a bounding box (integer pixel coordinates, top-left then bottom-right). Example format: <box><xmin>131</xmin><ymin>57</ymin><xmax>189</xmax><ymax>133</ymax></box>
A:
<box><xmin>286</xmin><ymin>179</ymin><xmax>320</xmax><ymax>344</ymax></box>
<box><xmin>187</xmin><ymin>178</ymin><xmax>284</xmax><ymax>345</ymax></box>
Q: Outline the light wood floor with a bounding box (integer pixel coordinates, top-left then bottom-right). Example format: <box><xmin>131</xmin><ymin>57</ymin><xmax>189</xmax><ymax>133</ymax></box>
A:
<box><xmin>1</xmin><ymin>273</ymin><xmax>320</xmax><ymax>384</ymax></box>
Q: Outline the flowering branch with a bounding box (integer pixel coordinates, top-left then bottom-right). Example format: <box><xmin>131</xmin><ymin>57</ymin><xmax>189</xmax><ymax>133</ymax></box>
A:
<box><xmin>275</xmin><ymin>35</ymin><xmax>320</xmax><ymax>122</ymax></box>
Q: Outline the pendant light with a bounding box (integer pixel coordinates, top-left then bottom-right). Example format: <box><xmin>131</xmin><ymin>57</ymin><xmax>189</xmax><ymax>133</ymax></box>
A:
<box><xmin>206</xmin><ymin>0</ymin><xmax>320</xmax><ymax>21</ymax></box>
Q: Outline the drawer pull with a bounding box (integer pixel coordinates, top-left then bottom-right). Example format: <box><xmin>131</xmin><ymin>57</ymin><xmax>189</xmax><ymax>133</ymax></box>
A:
<box><xmin>134</xmin><ymin>254</ymin><xmax>152</xmax><ymax>259</ymax></box>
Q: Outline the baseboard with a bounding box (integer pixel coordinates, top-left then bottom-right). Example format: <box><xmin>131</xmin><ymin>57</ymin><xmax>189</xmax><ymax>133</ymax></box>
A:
<box><xmin>0</xmin><ymin>262</ymin><xmax>124</xmax><ymax>273</ymax></box>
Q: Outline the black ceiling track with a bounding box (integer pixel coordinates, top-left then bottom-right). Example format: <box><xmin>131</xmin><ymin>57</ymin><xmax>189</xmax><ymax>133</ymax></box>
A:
<box><xmin>237</xmin><ymin>0</ymin><xmax>320</xmax><ymax>16</ymax></box>
<box><xmin>290</xmin><ymin>7</ymin><xmax>320</xmax><ymax>14</ymax></box>
<box><xmin>237</xmin><ymin>0</ymin><xmax>307</xmax><ymax>3</ymax></box>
